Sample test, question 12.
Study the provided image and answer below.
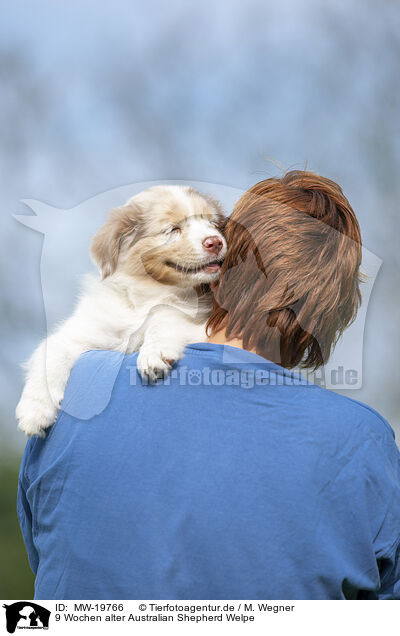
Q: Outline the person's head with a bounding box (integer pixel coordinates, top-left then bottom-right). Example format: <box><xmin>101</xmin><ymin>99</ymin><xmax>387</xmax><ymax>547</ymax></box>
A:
<box><xmin>207</xmin><ymin>170</ymin><xmax>362</xmax><ymax>369</ymax></box>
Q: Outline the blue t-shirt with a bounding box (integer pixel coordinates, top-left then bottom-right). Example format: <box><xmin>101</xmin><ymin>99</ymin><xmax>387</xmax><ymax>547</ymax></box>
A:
<box><xmin>18</xmin><ymin>344</ymin><xmax>400</xmax><ymax>600</ymax></box>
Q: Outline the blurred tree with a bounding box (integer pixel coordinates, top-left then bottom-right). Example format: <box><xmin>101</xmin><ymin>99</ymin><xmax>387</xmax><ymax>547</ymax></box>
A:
<box><xmin>0</xmin><ymin>453</ymin><xmax>34</xmax><ymax>599</ymax></box>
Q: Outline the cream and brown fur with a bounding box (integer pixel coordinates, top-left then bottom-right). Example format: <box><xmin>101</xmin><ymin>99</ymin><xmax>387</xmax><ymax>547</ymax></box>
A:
<box><xmin>16</xmin><ymin>185</ymin><xmax>226</xmax><ymax>437</ymax></box>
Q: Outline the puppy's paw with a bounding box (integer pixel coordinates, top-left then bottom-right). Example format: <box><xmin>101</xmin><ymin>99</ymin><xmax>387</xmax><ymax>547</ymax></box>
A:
<box><xmin>16</xmin><ymin>393</ymin><xmax>59</xmax><ymax>437</ymax></box>
<box><xmin>137</xmin><ymin>347</ymin><xmax>174</xmax><ymax>382</ymax></box>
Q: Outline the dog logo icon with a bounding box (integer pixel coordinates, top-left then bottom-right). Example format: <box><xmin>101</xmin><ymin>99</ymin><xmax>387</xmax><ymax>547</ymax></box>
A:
<box><xmin>188</xmin><ymin>369</ymin><xmax>202</xmax><ymax>385</ymax></box>
<box><xmin>2</xmin><ymin>602</ymin><xmax>50</xmax><ymax>633</ymax></box>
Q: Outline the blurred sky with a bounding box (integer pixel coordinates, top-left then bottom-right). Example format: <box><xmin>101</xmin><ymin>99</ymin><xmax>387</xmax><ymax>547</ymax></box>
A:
<box><xmin>1</xmin><ymin>0</ymin><xmax>399</xmax><ymax>450</ymax></box>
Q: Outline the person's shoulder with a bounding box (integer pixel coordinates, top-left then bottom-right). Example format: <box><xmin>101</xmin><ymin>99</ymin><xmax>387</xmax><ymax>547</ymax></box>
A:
<box><xmin>68</xmin><ymin>349</ymin><xmax>139</xmax><ymax>386</ymax></box>
<box><xmin>57</xmin><ymin>349</ymin><xmax>139</xmax><ymax>423</ymax></box>
<box><xmin>74</xmin><ymin>349</ymin><xmax>137</xmax><ymax>369</ymax></box>
<box><xmin>308</xmin><ymin>384</ymin><xmax>395</xmax><ymax>442</ymax></box>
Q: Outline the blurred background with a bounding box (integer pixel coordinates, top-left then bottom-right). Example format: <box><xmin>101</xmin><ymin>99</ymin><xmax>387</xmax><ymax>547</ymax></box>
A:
<box><xmin>1</xmin><ymin>0</ymin><xmax>399</xmax><ymax>598</ymax></box>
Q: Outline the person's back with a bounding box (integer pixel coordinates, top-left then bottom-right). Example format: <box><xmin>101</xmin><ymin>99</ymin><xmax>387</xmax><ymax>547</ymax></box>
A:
<box><xmin>18</xmin><ymin>345</ymin><xmax>400</xmax><ymax>599</ymax></box>
<box><xmin>17</xmin><ymin>171</ymin><xmax>400</xmax><ymax>599</ymax></box>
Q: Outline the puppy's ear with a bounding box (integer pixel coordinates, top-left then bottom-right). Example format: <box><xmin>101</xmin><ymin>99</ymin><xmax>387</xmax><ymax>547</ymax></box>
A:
<box><xmin>91</xmin><ymin>202</ymin><xmax>141</xmax><ymax>278</ymax></box>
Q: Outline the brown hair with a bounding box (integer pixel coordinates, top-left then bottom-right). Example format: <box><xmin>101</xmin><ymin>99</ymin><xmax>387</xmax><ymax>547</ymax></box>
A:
<box><xmin>207</xmin><ymin>170</ymin><xmax>362</xmax><ymax>369</ymax></box>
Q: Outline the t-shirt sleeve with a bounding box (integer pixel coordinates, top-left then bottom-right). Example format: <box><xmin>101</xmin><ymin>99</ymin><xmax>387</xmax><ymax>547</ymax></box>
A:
<box><xmin>363</xmin><ymin>427</ymin><xmax>400</xmax><ymax>599</ymax></box>
<box><xmin>374</xmin><ymin>541</ymin><xmax>400</xmax><ymax>599</ymax></box>
<box><xmin>17</xmin><ymin>440</ymin><xmax>39</xmax><ymax>575</ymax></box>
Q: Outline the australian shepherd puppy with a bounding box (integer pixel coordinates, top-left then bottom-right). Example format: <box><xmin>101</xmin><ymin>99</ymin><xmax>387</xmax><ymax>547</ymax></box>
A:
<box><xmin>16</xmin><ymin>185</ymin><xmax>226</xmax><ymax>437</ymax></box>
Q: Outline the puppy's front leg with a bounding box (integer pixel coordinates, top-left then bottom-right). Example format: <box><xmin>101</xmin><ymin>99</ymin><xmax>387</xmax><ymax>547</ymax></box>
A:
<box><xmin>137</xmin><ymin>305</ymin><xmax>205</xmax><ymax>381</ymax></box>
<box><xmin>16</xmin><ymin>334</ymin><xmax>86</xmax><ymax>437</ymax></box>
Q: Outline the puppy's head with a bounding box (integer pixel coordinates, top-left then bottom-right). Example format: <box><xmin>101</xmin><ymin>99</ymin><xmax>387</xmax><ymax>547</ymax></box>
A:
<box><xmin>91</xmin><ymin>185</ymin><xmax>227</xmax><ymax>287</ymax></box>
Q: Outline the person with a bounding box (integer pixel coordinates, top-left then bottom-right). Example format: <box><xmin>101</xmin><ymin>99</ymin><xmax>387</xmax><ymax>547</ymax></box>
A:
<box><xmin>17</xmin><ymin>171</ymin><xmax>400</xmax><ymax>600</ymax></box>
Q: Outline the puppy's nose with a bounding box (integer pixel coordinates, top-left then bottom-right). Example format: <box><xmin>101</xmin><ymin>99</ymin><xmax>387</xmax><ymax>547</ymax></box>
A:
<box><xmin>202</xmin><ymin>235</ymin><xmax>223</xmax><ymax>255</ymax></box>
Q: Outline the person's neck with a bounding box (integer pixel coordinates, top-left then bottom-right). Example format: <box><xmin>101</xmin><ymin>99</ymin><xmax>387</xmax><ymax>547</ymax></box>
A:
<box><xmin>207</xmin><ymin>328</ymin><xmax>254</xmax><ymax>353</ymax></box>
<box><xmin>207</xmin><ymin>328</ymin><xmax>282</xmax><ymax>365</ymax></box>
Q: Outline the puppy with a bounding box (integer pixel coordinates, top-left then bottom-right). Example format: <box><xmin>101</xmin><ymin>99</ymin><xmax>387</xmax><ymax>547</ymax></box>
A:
<box><xmin>16</xmin><ymin>185</ymin><xmax>226</xmax><ymax>437</ymax></box>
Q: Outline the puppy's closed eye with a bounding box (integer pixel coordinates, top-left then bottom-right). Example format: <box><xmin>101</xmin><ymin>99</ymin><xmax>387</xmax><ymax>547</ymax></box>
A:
<box><xmin>164</xmin><ymin>225</ymin><xmax>182</xmax><ymax>235</ymax></box>
<box><xmin>213</xmin><ymin>217</ymin><xmax>227</xmax><ymax>232</ymax></box>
